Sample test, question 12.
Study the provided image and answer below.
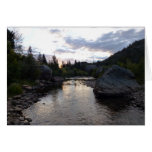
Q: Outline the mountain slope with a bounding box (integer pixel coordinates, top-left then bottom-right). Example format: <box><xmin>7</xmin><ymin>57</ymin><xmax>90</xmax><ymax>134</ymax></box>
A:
<box><xmin>99</xmin><ymin>39</ymin><xmax>144</xmax><ymax>66</ymax></box>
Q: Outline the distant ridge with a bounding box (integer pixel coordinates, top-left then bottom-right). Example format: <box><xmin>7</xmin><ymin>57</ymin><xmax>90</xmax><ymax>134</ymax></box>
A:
<box><xmin>98</xmin><ymin>39</ymin><xmax>145</xmax><ymax>66</ymax></box>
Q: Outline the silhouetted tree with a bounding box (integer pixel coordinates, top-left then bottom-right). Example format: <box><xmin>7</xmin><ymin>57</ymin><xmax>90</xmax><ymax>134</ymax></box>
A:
<box><xmin>38</xmin><ymin>53</ymin><xmax>42</xmax><ymax>64</ymax></box>
<box><xmin>7</xmin><ymin>29</ymin><xmax>15</xmax><ymax>53</ymax></box>
<box><xmin>61</xmin><ymin>61</ymin><xmax>66</xmax><ymax>68</ymax></box>
<box><xmin>28</xmin><ymin>46</ymin><xmax>32</xmax><ymax>54</ymax></box>
<box><xmin>67</xmin><ymin>60</ymin><xmax>71</xmax><ymax>68</ymax></box>
<box><xmin>42</xmin><ymin>54</ymin><xmax>47</xmax><ymax>65</ymax></box>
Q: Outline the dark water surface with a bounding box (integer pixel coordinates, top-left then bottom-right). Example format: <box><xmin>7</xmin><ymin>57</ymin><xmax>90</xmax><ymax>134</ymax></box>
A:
<box><xmin>23</xmin><ymin>77</ymin><xmax>144</xmax><ymax>125</ymax></box>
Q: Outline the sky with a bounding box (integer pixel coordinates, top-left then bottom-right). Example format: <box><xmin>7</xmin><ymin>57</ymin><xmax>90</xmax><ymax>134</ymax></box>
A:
<box><xmin>11</xmin><ymin>27</ymin><xmax>145</xmax><ymax>64</ymax></box>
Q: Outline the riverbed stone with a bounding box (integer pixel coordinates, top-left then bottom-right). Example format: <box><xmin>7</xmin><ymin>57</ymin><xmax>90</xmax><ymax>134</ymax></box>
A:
<box><xmin>22</xmin><ymin>85</ymin><xmax>32</xmax><ymax>91</ymax></box>
<box><xmin>19</xmin><ymin>117</ymin><xmax>25</xmax><ymax>121</ymax></box>
<box><xmin>11</xmin><ymin>100</ymin><xmax>20</xmax><ymax>106</ymax></box>
<box><xmin>14</xmin><ymin>119</ymin><xmax>21</xmax><ymax>125</ymax></box>
<box><xmin>13</xmin><ymin>95</ymin><xmax>22</xmax><ymax>99</ymax></box>
<box><xmin>14</xmin><ymin>107</ymin><xmax>22</xmax><ymax>112</ymax></box>
<box><xmin>24</xmin><ymin>120</ymin><xmax>30</xmax><ymax>125</ymax></box>
<box><xmin>26</xmin><ymin>118</ymin><xmax>32</xmax><ymax>122</ymax></box>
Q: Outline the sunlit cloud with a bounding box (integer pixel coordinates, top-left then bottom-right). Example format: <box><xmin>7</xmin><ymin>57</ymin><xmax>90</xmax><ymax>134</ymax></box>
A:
<box><xmin>64</xmin><ymin>28</ymin><xmax>145</xmax><ymax>54</ymax></box>
<box><xmin>55</xmin><ymin>48</ymin><xmax>75</xmax><ymax>54</ymax></box>
<box><xmin>11</xmin><ymin>27</ymin><xmax>145</xmax><ymax>63</ymax></box>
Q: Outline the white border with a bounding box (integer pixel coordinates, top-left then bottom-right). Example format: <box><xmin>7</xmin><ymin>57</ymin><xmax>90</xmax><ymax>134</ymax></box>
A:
<box><xmin>0</xmin><ymin>0</ymin><xmax>152</xmax><ymax>152</ymax></box>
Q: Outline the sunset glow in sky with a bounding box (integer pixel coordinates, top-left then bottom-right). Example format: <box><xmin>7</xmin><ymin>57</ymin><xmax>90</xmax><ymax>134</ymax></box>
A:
<box><xmin>11</xmin><ymin>27</ymin><xmax>145</xmax><ymax>63</ymax></box>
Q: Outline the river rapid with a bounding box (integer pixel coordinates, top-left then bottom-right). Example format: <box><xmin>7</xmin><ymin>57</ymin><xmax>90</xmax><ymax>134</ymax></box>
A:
<box><xmin>23</xmin><ymin>77</ymin><xmax>144</xmax><ymax>125</ymax></box>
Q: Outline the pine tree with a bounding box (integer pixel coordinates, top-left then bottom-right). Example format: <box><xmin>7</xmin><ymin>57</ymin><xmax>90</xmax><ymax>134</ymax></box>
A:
<box><xmin>74</xmin><ymin>60</ymin><xmax>77</xmax><ymax>68</ymax></box>
<box><xmin>28</xmin><ymin>46</ymin><xmax>32</xmax><ymax>54</ymax></box>
<box><xmin>67</xmin><ymin>60</ymin><xmax>71</xmax><ymax>67</ymax></box>
<box><xmin>38</xmin><ymin>52</ymin><xmax>42</xmax><ymax>64</ymax></box>
<box><xmin>52</xmin><ymin>55</ymin><xmax>59</xmax><ymax>68</ymax></box>
<box><xmin>7</xmin><ymin>29</ymin><xmax>15</xmax><ymax>53</ymax></box>
<box><xmin>42</xmin><ymin>54</ymin><xmax>47</xmax><ymax>65</ymax></box>
<box><xmin>61</xmin><ymin>61</ymin><xmax>65</xmax><ymax>68</ymax></box>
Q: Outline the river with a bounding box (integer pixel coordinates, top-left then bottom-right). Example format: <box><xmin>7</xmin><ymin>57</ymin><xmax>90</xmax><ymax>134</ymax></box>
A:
<box><xmin>23</xmin><ymin>77</ymin><xmax>144</xmax><ymax>125</ymax></box>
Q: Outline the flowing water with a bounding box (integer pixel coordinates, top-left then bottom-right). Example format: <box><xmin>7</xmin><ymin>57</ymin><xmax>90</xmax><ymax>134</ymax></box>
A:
<box><xmin>23</xmin><ymin>77</ymin><xmax>144</xmax><ymax>125</ymax></box>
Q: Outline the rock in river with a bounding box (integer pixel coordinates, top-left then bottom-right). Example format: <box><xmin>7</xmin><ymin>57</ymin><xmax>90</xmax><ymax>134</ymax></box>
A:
<box><xmin>52</xmin><ymin>76</ymin><xmax>64</xmax><ymax>82</ymax></box>
<box><xmin>94</xmin><ymin>65</ymin><xmax>140</xmax><ymax>97</ymax></box>
<box><xmin>39</xmin><ymin>65</ymin><xmax>52</xmax><ymax>81</ymax></box>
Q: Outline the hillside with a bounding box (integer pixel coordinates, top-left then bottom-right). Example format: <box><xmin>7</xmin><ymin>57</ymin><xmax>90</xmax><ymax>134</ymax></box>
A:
<box><xmin>96</xmin><ymin>39</ymin><xmax>145</xmax><ymax>84</ymax></box>
<box><xmin>99</xmin><ymin>39</ymin><xmax>145</xmax><ymax>66</ymax></box>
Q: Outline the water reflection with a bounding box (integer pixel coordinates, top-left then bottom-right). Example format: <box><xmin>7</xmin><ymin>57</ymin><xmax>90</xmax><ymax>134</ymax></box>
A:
<box><xmin>23</xmin><ymin>78</ymin><xmax>144</xmax><ymax>125</ymax></box>
<box><xmin>95</xmin><ymin>97</ymin><xmax>131</xmax><ymax>112</ymax></box>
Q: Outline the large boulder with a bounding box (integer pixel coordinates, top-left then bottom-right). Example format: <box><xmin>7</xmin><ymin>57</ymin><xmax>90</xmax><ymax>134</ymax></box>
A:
<box><xmin>85</xmin><ymin>64</ymin><xmax>97</xmax><ymax>72</ymax></box>
<box><xmin>52</xmin><ymin>76</ymin><xmax>64</xmax><ymax>82</ymax></box>
<box><xmin>94</xmin><ymin>65</ymin><xmax>140</xmax><ymax>97</ymax></box>
<box><xmin>95</xmin><ymin>66</ymin><xmax>103</xmax><ymax>77</ymax></box>
<box><xmin>39</xmin><ymin>65</ymin><xmax>52</xmax><ymax>81</ymax></box>
<box><xmin>96</xmin><ymin>67</ymin><xmax>103</xmax><ymax>74</ymax></box>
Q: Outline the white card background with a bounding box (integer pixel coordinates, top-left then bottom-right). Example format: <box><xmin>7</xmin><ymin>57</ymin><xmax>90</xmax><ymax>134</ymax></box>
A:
<box><xmin>0</xmin><ymin>0</ymin><xmax>152</xmax><ymax>152</ymax></box>
<box><xmin>145</xmin><ymin>38</ymin><xmax>152</xmax><ymax>80</ymax></box>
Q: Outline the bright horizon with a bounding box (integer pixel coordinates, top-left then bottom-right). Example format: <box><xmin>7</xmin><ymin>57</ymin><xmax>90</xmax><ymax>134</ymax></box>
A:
<box><xmin>9</xmin><ymin>27</ymin><xmax>145</xmax><ymax>64</ymax></box>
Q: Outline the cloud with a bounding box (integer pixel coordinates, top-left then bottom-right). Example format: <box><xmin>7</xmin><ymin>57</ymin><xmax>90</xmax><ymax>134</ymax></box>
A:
<box><xmin>55</xmin><ymin>48</ymin><xmax>75</xmax><ymax>54</ymax></box>
<box><xmin>50</xmin><ymin>29</ymin><xmax>61</xmax><ymax>34</ymax></box>
<box><xmin>64</xmin><ymin>28</ymin><xmax>145</xmax><ymax>54</ymax></box>
<box><xmin>89</xmin><ymin>56</ymin><xmax>108</xmax><ymax>60</ymax></box>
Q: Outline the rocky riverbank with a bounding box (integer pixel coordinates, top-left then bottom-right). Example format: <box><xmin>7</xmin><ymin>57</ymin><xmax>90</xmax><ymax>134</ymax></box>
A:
<box><xmin>7</xmin><ymin>80</ymin><xmax>63</xmax><ymax>125</ymax></box>
<box><xmin>128</xmin><ymin>87</ymin><xmax>145</xmax><ymax>110</ymax></box>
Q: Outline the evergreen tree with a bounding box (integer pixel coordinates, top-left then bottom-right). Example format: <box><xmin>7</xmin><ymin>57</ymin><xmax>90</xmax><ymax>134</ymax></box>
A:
<box><xmin>7</xmin><ymin>29</ymin><xmax>15</xmax><ymax>53</ymax></box>
<box><xmin>28</xmin><ymin>46</ymin><xmax>32</xmax><ymax>54</ymax></box>
<box><xmin>38</xmin><ymin>52</ymin><xmax>42</xmax><ymax>64</ymax></box>
<box><xmin>52</xmin><ymin>55</ymin><xmax>59</xmax><ymax>68</ymax></box>
<box><xmin>42</xmin><ymin>54</ymin><xmax>47</xmax><ymax>65</ymax></box>
<box><xmin>74</xmin><ymin>60</ymin><xmax>77</xmax><ymax>65</ymax></box>
<box><xmin>67</xmin><ymin>60</ymin><xmax>71</xmax><ymax>67</ymax></box>
<box><xmin>61</xmin><ymin>61</ymin><xmax>63</xmax><ymax>68</ymax></box>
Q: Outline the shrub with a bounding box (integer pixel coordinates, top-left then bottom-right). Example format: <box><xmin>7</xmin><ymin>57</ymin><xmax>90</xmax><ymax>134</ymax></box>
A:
<box><xmin>8</xmin><ymin>83</ymin><xmax>23</xmax><ymax>96</ymax></box>
<box><xmin>117</xmin><ymin>59</ymin><xmax>144</xmax><ymax>84</ymax></box>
